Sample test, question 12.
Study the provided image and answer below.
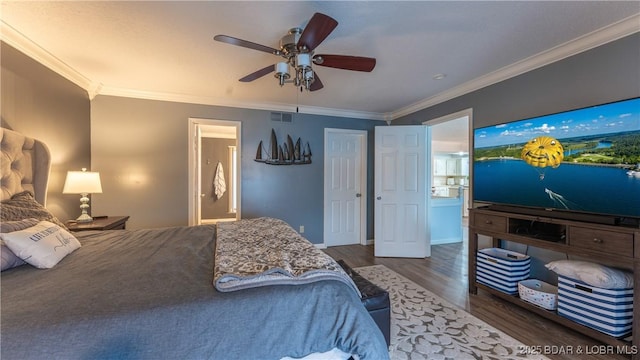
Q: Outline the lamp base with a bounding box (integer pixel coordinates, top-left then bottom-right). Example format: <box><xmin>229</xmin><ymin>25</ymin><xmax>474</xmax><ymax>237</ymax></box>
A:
<box><xmin>76</xmin><ymin>213</ymin><xmax>93</xmax><ymax>223</ymax></box>
<box><xmin>76</xmin><ymin>193</ymin><xmax>93</xmax><ymax>222</ymax></box>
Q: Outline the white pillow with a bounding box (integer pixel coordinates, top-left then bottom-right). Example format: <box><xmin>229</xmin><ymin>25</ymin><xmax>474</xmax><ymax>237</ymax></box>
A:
<box><xmin>545</xmin><ymin>260</ymin><xmax>633</xmax><ymax>289</ymax></box>
<box><xmin>0</xmin><ymin>221</ymin><xmax>81</xmax><ymax>269</ymax></box>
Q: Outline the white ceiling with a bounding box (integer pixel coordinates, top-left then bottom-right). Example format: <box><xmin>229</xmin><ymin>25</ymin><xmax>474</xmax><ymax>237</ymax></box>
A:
<box><xmin>1</xmin><ymin>1</ymin><xmax>639</xmax><ymax>123</ymax></box>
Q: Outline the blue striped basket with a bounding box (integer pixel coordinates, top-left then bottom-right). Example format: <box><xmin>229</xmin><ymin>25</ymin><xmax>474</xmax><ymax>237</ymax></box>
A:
<box><xmin>557</xmin><ymin>275</ymin><xmax>633</xmax><ymax>338</ymax></box>
<box><xmin>476</xmin><ymin>248</ymin><xmax>530</xmax><ymax>295</ymax></box>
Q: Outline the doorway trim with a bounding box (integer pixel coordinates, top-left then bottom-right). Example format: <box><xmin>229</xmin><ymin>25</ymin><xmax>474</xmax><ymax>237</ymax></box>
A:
<box><xmin>188</xmin><ymin>118</ymin><xmax>242</xmax><ymax>226</ymax></box>
<box><xmin>323</xmin><ymin>128</ymin><xmax>368</xmax><ymax>247</ymax></box>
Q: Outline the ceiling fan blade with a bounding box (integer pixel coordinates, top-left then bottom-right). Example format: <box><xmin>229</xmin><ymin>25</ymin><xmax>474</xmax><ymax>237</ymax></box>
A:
<box><xmin>297</xmin><ymin>13</ymin><xmax>338</xmax><ymax>51</ymax></box>
<box><xmin>214</xmin><ymin>35</ymin><xmax>279</xmax><ymax>55</ymax></box>
<box><xmin>313</xmin><ymin>55</ymin><xmax>376</xmax><ymax>72</ymax></box>
<box><xmin>239</xmin><ymin>64</ymin><xmax>276</xmax><ymax>82</ymax></box>
<box><xmin>310</xmin><ymin>74</ymin><xmax>324</xmax><ymax>91</ymax></box>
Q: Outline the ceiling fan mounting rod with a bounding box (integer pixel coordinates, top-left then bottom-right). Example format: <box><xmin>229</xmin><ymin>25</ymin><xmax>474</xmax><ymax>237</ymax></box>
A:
<box><xmin>280</xmin><ymin>28</ymin><xmax>303</xmax><ymax>56</ymax></box>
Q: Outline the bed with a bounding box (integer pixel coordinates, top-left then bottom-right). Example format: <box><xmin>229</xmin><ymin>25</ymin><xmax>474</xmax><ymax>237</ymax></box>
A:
<box><xmin>0</xmin><ymin>128</ymin><xmax>389</xmax><ymax>360</ymax></box>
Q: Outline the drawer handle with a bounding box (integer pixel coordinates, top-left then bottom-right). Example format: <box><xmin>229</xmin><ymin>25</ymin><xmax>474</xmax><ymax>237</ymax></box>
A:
<box><xmin>485</xmin><ymin>220</ymin><xmax>493</xmax><ymax>225</ymax></box>
<box><xmin>592</xmin><ymin>238</ymin><xmax>603</xmax><ymax>244</ymax></box>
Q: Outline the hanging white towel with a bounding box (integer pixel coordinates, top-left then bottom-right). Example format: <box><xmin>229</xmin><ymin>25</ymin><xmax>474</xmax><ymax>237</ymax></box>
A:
<box><xmin>214</xmin><ymin>162</ymin><xmax>226</xmax><ymax>199</ymax></box>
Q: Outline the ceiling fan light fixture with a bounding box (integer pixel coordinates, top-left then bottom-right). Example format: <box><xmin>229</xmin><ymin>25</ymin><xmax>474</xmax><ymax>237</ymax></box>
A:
<box><xmin>291</xmin><ymin>66</ymin><xmax>315</xmax><ymax>91</ymax></box>
<box><xmin>296</xmin><ymin>53</ymin><xmax>311</xmax><ymax>68</ymax></box>
<box><xmin>275</xmin><ymin>62</ymin><xmax>290</xmax><ymax>86</ymax></box>
<box><xmin>293</xmin><ymin>54</ymin><xmax>314</xmax><ymax>91</ymax></box>
<box><xmin>304</xmin><ymin>69</ymin><xmax>314</xmax><ymax>80</ymax></box>
<box><xmin>302</xmin><ymin>68</ymin><xmax>314</xmax><ymax>90</ymax></box>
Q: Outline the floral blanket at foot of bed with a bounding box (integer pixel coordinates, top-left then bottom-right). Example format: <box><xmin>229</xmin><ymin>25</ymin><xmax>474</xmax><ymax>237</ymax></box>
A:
<box><xmin>213</xmin><ymin>217</ymin><xmax>360</xmax><ymax>296</ymax></box>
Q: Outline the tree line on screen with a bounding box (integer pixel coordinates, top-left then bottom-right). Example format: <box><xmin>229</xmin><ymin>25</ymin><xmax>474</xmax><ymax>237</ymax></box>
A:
<box><xmin>474</xmin><ymin>131</ymin><xmax>640</xmax><ymax>167</ymax></box>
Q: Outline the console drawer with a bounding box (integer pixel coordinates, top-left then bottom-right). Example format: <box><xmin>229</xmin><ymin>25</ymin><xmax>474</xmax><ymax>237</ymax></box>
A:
<box><xmin>570</xmin><ymin>227</ymin><xmax>633</xmax><ymax>256</ymax></box>
<box><xmin>473</xmin><ymin>213</ymin><xmax>507</xmax><ymax>233</ymax></box>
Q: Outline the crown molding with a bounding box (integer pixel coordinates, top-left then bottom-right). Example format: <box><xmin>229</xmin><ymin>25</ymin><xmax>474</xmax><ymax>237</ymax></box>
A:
<box><xmin>99</xmin><ymin>86</ymin><xmax>386</xmax><ymax>121</ymax></box>
<box><xmin>0</xmin><ymin>20</ymin><xmax>101</xmax><ymax>98</ymax></box>
<box><xmin>276</xmin><ymin>103</ymin><xmax>386</xmax><ymax>121</ymax></box>
<box><xmin>389</xmin><ymin>13</ymin><xmax>640</xmax><ymax>120</ymax></box>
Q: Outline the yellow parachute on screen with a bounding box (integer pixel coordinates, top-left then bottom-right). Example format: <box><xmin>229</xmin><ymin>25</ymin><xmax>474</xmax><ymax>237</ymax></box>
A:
<box><xmin>521</xmin><ymin>136</ymin><xmax>564</xmax><ymax>168</ymax></box>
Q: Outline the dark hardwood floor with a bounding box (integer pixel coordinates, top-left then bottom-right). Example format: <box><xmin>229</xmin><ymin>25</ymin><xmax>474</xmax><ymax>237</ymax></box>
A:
<box><xmin>324</xmin><ymin>232</ymin><xmax>630</xmax><ymax>360</ymax></box>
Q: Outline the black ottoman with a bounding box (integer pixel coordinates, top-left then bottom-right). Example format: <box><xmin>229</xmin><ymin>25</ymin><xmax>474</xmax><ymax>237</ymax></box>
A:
<box><xmin>337</xmin><ymin>260</ymin><xmax>390</xmax><ymax>346</ymax></box>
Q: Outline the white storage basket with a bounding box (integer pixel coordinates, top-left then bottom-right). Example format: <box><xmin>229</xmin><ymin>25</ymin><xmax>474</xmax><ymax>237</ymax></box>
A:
<box><xmin>557</xmin><ymin>275</ymin><xmax>633</xmax><ymax>338</ymax></box>
<box><xmin>518</xmin><ymin>279</ymin><xmax>558</xmax><ymax>310</ymax></box>
<box><xmin>476</xmin><ymin>248</ymin><xmax>530</xmax><ymax>295</ymax></box>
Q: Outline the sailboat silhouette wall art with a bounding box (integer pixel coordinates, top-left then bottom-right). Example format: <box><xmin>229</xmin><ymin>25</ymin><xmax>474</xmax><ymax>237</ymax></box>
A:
<box><xmin>255</xmin><ymin>129</ymin><xmax>312</xmax><ymax>165</ymax></box>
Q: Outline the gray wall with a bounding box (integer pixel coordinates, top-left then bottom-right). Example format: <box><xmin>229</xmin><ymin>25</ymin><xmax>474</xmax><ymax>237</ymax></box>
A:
<box><xmin>394</xmin><ymin>33</ymin><xmax>640</xmax><ymax>283</ymax></box>
<box><xmin>90</xmin><ymin>95</ymin><xmax>384</xmax><ymax>243</ymax></box>
<box><xmin>1</xmin><ymin>42</ymin><xmax>91</xmax><ymax>221</ymax></box>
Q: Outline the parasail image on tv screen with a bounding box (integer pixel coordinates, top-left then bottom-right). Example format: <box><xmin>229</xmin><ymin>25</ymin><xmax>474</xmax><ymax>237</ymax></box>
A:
<box><xmin>473</xmin><ymin>97</ymin><xmax>640</xmax><ymax>227</ymax></box>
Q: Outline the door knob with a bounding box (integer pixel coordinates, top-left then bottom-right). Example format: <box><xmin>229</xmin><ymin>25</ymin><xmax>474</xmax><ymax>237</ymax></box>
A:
<box><xmin>356</xmin><ymin>193</ymin><xmax>362</xmax><ymax>198</ymax></box>
<box><xmin>377</xmin><ymin>196</ymin><xmax>382</xmax><ymax>200</ymax></box>
<box><xmin>201</xmin><ymin>193</ymin><xmax>206</xmax><ymax>197</ymax></box>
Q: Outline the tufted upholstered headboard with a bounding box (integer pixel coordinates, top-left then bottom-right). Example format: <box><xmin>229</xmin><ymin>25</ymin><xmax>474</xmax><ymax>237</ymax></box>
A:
<box><xmin>0</xmin><ymin>128</ymin><xmax>51</xmax><ymax>206</ymax></box>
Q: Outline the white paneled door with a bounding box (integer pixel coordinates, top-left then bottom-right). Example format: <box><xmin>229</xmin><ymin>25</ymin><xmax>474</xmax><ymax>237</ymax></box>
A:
<box><xmin>324</xmin><ymin>129</ymin><xmax>367</xmax><ymax>247</ymax></box>
<box><xmin>374</xmin><ymin>126</ymin><xmax>431</xmax><ymax>258</ymax></box>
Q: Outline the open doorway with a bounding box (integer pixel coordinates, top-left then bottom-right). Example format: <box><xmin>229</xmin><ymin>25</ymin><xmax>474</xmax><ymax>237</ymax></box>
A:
<box><xmin>423</xmin><ymin>109</ymin><xmax>471</xmax><ymax>244</ymax></box>
<box><xmin>188</xmin><ymin>118</ymin><xmax>242</xmax><ymax>225</ymax></box>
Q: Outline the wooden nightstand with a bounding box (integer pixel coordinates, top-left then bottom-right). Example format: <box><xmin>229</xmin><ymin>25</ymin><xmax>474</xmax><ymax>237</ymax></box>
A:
<box><xmin>66</xmin><ymin>216</ymin><xmax>130</xmax><ymax>232</ymax></box>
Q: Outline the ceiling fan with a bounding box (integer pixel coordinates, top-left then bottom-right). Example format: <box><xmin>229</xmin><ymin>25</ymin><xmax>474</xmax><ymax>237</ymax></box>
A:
<box><xmin>214</xmin><ymin>12</ymin><xmax>376</xmax><ymax>92</ymax></box>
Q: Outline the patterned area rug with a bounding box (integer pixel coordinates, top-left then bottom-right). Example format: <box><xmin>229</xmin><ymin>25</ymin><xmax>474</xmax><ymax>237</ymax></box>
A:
<box><xmin>355</xmin><ymin>265</ymin><xmax>549</xmax><ymax>360</ymax></box>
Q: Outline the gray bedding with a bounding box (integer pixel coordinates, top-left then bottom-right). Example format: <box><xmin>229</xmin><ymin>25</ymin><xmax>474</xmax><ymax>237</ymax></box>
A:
<box><xmin>1</xmin><ymin>225</ymin><xmax>389</xmax><ymax>360</ymax></box>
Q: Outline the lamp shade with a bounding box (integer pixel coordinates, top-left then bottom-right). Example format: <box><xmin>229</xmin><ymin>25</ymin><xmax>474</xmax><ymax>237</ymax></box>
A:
<box><xmin>62</xmin><ymin>171</ymin><xmax>102</xmax><ymax>194</ymax></box>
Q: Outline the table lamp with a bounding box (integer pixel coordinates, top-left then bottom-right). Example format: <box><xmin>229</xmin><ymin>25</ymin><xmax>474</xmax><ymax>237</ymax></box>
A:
<box><xmin>63</xmin><ymin>168</ymin><xmax>102</xmax><ymax>222</ymax></box>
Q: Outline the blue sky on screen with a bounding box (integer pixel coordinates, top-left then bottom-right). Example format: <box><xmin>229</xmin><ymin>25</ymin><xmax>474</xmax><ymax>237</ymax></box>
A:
<box><xmin>474</xmin><ymin>98</ymin><xmax>640</xmax><ymax>148</ymax></box>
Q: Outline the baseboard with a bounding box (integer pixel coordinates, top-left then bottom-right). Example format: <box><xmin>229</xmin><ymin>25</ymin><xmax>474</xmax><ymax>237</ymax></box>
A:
<box><xmin>317</xmin><ymin>240</ymin><xmax>373</xmax><ymax>248</ymax></box>
<box><xmin>431</xmin><ymin>237</ymin><xmax>463</xmax><ymax>245</ymax></box>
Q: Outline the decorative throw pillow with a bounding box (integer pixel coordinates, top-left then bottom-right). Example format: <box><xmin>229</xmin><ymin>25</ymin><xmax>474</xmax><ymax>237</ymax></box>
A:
<box><xmin>0</xmin><ymin>221</ymin><xmax>81</xmax><ymax>269</ymax></box>
<box><xmin>0</xmin><ymin>218</ymin><xmax>40</xmax><ymax>271</ymax></box>
<box><xmin>0</xmin><ymin>191</ymin><xmax>68</xmax><ymax>229</ymax></box>
<box><xmin>0</xmin><ymin>245</ymin><xmax>25</xmax><ymax>271</ymax></box>
<box><xmin>0</xmin><ymin>218</ymin><xmax>40</xmax><ymax>233</ymax></box>
<box><xmin>545</xmin><ymin>260</ymin><xmax>633</xmax><ymax>289</ymax></box>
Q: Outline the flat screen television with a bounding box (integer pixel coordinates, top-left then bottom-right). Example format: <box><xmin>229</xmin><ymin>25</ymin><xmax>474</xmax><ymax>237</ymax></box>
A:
<box><xmin>473</xmin><ymin>97</ymin><xmax>640</xmax><ymax>226</ymax></box>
